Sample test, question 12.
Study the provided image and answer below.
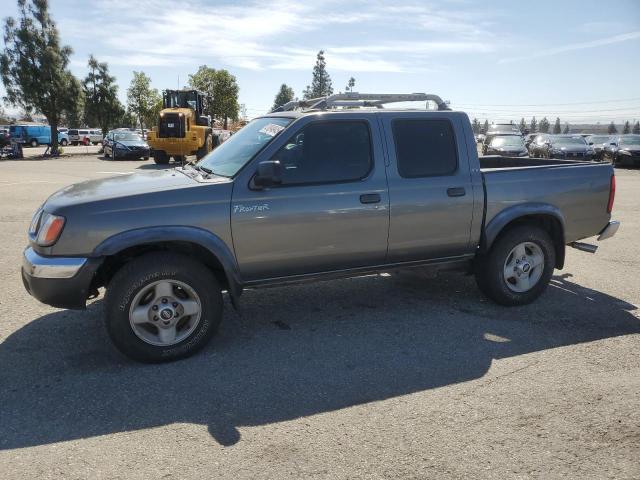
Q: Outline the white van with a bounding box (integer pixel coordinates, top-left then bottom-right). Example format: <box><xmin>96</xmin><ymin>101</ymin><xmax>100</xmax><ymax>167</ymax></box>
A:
<box><xmin>68</xmin><ymin>128</ymin><xmax>103</xmax><ymax>145</ymax></box>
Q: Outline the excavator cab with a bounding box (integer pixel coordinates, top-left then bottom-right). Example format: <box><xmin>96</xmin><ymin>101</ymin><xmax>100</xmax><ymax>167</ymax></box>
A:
<box><xmin>148</xmin><ymin>89</ymin><xmax>214</xmax><ymax>164</ymax></box>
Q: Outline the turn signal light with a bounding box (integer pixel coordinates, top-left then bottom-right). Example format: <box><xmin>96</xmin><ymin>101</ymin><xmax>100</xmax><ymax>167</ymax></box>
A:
<box><xmin>36</xmin><ymin>213</ymin><xmax>66</xmax><ymax>246</ymax></box>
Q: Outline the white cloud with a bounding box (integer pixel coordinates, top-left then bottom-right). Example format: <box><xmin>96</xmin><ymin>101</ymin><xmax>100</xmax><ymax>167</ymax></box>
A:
<box><xmin>499</xmin><ymin>31</ymin><xmax>640</xmax><ymax>64</ymax></box>
<box><xmin>80</xmin><ymin>0</ymin><xmax>495</xmax><ymax>72</ymax></box>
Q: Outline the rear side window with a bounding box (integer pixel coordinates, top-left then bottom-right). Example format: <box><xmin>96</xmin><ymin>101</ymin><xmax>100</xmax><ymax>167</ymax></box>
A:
<box><xmin>272</xmin><ymin>121</ymin><xmax>372</xmax><ymax>186</ymax></box>
<box><xmin>392</xmin><ymin>119</ymin><xmax>457</xmax><ymax>178</ymax></box>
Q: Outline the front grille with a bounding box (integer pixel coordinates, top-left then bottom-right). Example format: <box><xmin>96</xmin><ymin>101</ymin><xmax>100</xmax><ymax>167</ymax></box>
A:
<box><xmin>158</xmin><ymin>113</ymin><xmax>185</xmax><ymax>138</ymax></box>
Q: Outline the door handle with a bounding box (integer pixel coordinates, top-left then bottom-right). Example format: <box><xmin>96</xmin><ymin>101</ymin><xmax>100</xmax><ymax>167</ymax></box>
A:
<box><xmin>360</xmin><ymin>193</ymin><xmax>381</xmax><ymax>204</ymax></box>
<box><xmin>447</xmin><ymin>187</ymin><xmax>466</xmax><ymax>197</ymax></box>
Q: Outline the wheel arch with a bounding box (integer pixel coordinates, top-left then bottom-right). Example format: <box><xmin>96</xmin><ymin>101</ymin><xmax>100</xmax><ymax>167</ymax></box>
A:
<box><xmin>481</xmin><ymin>203</ymin><xmax>566</xmax><ymax>269</ymax></box>
<box><xmin>92</xmin><ymin>226</ymin><xmax>243</xmax><ymax>300</ymax></box>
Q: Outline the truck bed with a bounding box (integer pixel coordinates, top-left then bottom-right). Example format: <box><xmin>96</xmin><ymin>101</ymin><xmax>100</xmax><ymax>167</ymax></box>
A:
<box><xmin>479</xmin><ymin>155</ymin><xmax>599</xmax><ymax>170</ymax></box>
<box><xmin>479</xmin><ymin>156</ymin><xmax>614</xmax><ymax>245</ymax></box>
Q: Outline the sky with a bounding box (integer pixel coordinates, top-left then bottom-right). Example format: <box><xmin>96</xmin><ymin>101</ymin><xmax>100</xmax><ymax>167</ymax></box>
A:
<box><xmin>1</xmin><ymin>0</ymin><xmax>640</xmax><ymax>125</ymax></box>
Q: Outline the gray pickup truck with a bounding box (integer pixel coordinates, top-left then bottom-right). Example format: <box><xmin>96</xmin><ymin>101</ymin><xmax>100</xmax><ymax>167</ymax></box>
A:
<box><xmin>22</xmin><ymin>93</ymin><xmax>619</xmax><ymax>362</ymax></box>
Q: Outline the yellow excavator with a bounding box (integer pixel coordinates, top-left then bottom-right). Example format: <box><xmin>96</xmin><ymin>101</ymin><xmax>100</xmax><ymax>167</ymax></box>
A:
<box><xmin>147</xmin><ymin>89</ymin><xmax>213</xmax><ymax>164</ymax></box>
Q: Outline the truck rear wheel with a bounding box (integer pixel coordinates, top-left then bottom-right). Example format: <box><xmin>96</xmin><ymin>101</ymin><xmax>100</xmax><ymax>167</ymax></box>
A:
<box><xmin>105</xmin><ymin>252</ymin><xmax>223</xmax><ymax>363</ymax></box>
<box><xmin>153</xmin><ymin>151</ymin><xmax>169</xmax><ymax>164</ymax></box>
<box><xmin>475</xmin><ymin>225</ymin><xmax>555</xmax><ymax>306</ymax></box>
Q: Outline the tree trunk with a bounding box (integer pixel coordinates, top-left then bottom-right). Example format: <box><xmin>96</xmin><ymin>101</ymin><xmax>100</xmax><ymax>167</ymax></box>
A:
<box><xmin>50</xmin><ymin>120</ymin><xmax>59</xmax><ymax>155</ymax></box>
<box><xmin>223</xmin><ymin>116</ymin><xmax>228</xmax><ymax>129</ymax></box>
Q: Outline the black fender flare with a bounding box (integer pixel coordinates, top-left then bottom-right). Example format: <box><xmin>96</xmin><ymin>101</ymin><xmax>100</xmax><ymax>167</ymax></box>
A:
<box><xmin>481</xmin><ymin>203</ymin><xmax>566</xmax><ymax>268</ymax></box>
<box><xmin>93</xmin><ymin>226</ymin><xmax>243</xmax><ymax>299</ymax></box>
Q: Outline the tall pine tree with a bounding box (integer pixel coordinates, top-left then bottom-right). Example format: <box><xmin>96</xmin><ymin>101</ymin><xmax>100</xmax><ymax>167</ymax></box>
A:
<box><xmin>1</xmin><ymin>0</ymin><xmax>82</xmax><ymax>154</ymax></box>
<box><xmin>302</xmin><ymin>50</ymin><xmax>333</xmax><ymax>99</ymax></box>
<box><xmin>539</xmin><ymin>117</ymin><xmax>550</xmax><ymax>133</ymax></box>
<box><xmin>633</xmin><ymin>121</ymin><xmax>640</xmax><ymax>134</ymax></box>
<box><xmin>622</xmin><ymin>121</ymin><xmax>631</xmax><ymax>134</ymax></box>
<box><xmin>530</xmin><ymin>117</ymin><xmax>538</xmax><ymax>133</ymax></box>
<box><xmin>608</xmin><ymin>122</ymin><xmax>618</xmax><ymax>134</ymax></box>
<box><xmin>83</xmin><ymin>55</ymin><xmax>124</xmax><ymax>133</ymax></box>
<box><xmin>553</xmin><ymin>117</ymin><xmax>562</xmax><ymax>134</ymax></box>
<box><xmin>518</xmin><ymin>117</ymin><xmax>526</xmax><ymax>133</ymax></box>
<box><xmin>482</xmin><ymin>119</ymin><xmax>489</xmax><ymax>134</ymax></box>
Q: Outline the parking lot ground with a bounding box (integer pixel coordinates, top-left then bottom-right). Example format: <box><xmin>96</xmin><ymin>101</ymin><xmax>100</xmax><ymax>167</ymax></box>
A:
<box><xmin>0</xmin><ymin>155</ymin><xmax>639</xmax><ymax>479</ymax></box>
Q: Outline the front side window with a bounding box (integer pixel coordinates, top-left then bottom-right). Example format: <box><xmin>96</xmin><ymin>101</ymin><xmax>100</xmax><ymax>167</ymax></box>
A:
<box><xmin>392</xmin><ymin>119</ymin><xmax>457</xmax><ymax>178</ymax></box>
<box><xmin>271</xmin><ymin>121</ymin><xmax>372</xmax><ymax>186</ymax></box>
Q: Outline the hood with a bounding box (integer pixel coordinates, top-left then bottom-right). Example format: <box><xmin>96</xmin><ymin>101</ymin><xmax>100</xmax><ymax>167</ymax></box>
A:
<box><xmin>115</xmin><ymin>139</ymin><xmax>148</xmax><ymax>147</ymax></box>
<box><xmin>44</xmin><ymin>169</ymin><xmax>201</xmax><ymax>212</ymax></box>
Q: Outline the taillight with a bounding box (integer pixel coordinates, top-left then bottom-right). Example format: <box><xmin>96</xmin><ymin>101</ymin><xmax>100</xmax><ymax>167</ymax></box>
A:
<box><xmin>607</xmin><ymin>174</ymin><xmax>615</xmax><ymax>213</ymax></box>
<box><xmin>36</xmin><ymin>213</ymin><xmax>66</xmax><ymax>246</ymax></box>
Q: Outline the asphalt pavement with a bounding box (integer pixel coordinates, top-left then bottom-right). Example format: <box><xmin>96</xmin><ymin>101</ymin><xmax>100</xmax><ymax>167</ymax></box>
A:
<box><xmin>0</xmin><ymin>154</ymin><xmax>638</xmax><ymax>479</ymax></box>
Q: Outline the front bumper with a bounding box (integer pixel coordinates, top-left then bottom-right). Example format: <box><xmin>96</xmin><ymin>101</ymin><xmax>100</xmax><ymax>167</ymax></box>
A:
<box><xmin>21</xmin><ymin>247</ymin><xmax>102</xmax><ymax>309</ymax></box>
<box><xmin>114</xmin><ymin>148</ymin><xmax>150</xmax><ymax>159</ymax></box>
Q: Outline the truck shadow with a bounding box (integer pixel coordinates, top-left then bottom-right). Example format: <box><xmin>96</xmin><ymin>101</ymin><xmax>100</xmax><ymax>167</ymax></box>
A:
<box><xmin>1</xmin><ymin>272</ymin><xmax>638</xmax><ymax>449</ymax></box>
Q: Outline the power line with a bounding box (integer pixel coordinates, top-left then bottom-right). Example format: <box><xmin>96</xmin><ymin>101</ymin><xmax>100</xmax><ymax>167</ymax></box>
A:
<box><xmin>455</xmin><ymin>97</ymin><xmax>640</xmax><ymax>107</ymax></box>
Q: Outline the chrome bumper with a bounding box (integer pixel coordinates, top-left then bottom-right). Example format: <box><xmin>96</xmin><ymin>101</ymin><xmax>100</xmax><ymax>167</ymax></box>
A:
<box><xmin>597</xmin><ymin>221</ymin><xmax>620</xmax><ymax>241</ymax></box>
<box><xmin>22</xmin><ymin>247</ymin><xmax>87</xmax><ymax>279</ymax></box>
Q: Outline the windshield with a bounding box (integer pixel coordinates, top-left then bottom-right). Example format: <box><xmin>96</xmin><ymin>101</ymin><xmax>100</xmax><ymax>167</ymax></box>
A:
<box><xmin>490</xmin><ymin>136</ymin><xmax>524</xmax><ymax>147</ymax></box>
<box><xmin>619</xmin><ymin>136</ymin><xmax>640</xmax><ymax>147</ymax></box>
<box><xmin>113</xmin><ymin>132</ymin><xmax>142</xmax><ymax>141</ymax></box>
<box><xmin>588</xmin><ymin>136</ymin><xmax>609</xmax><ymax>144</ymax></box>
<box><xmin>197</xmin><ymin>117</ymin><xmax>293</xmax><ymax>177</ymax></box>
<box><xmin>552</xmin><ymin>137</ymin><xmax>586</xmax><ymax>146</ymax></box>
<box><xmin>489</xmin><ymin>124</ymin><xmax>519</xmax><ymax>132</ymax></box>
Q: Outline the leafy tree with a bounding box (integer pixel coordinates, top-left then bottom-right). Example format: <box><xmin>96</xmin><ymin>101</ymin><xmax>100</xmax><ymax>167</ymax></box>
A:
<box><xmin>143</xmin><ymin>96</ymin><xmax>163</xmax><ymax>131</ymax></box>
<box><xmin>622</xmin><ymin>120</ymin><xmax>631</xmax><ymax>134</ymax></box>
<box><xmin>1</xmin><ymin>0</ymin><xmax>82</xmax><ymax>153</ymax></box>
<box><xmin>633</xmin><ymin>121</ymin><xmax>640</xmax><ymax>134</ymax></box>
<box><xmin>482</xmin><ymin>119</ymin><xmax>489</xmax><ymax>134</ymax></box>
<box><xmin>529</xmin><ymin>117</ymin><xmax>537</xmax><ymax>133</ymax></box>
<box><xmin>126</xmin><ymin>71</ymin><xmax>160</xmax><ymax>131</ymax></box>
<box><xmin>563</xmin><ymin>122</ymin><xmax>570</xmax><ymax>134</ymax></box>
<box><xmin>471</xmin><ymin>118</ymin><xmax>481</xmax><ymax>134</ymax></box>
<box><xmin>346</xmin><ymin>76</ymin><xmax>355</xmax><ymax>92</ymax></box>
<box><xmin>518</xmin><ymin>117</ymin><xmax>526</xmax><ymax>133</ymax></box>
<box><xmin>553</xmin><ymin>117</ymin><xmax>561</xmax><ymax>134</ymax></box>
<box><xmin>62</xmin><ymin>92</ymin><xmax>84</xmax><ymax>127</ymax></box>
<box><xmin>608</xmin><ymin>121</ymin><xmax>617</xmax><ymax>134</ymax></box>
<box><xmin>272</xmin><ymin>83</ymin><xmax>295</xmax><ymax>111</ymax></box>
<box><xmin>302</xmin><ymin>50</ymin><xmax>333</xmax><ymax>99</ymax></box>
<box><xmin>83</xmin><ymin>55</ymin><xmax>124</xmax><ymax>133</ymax></box>
<box><xmin>0</xmin><ymin>102</ymin><xmax>11</xmax><ymax>123</ymax></box>
<box><xmin>188</xmin><ymin>65</ymin><xmax>240</xmax><ymax>129</ymax></box>
<box><xmin>539</xmin><ymin>117</ymin><xmax>550</xmax><ymax>133</ymax></box>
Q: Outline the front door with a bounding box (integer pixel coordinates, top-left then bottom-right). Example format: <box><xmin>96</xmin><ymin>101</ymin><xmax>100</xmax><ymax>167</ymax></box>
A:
<box><xmin>231</xmin><ymin>116</ymin><xmax>389</xmax><ymax>281</ymax></box>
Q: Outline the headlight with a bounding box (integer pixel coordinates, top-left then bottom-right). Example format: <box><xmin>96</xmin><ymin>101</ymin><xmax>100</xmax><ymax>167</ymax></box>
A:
<box><xmin>36</xmin><ymin>213</ymin><xmax>66</xmax><ymax>246</ymax></box>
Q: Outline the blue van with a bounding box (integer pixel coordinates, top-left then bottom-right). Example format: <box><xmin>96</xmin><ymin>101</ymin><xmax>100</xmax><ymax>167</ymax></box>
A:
<box><xmin>9</xmin><ymin>125</ymin><xmax>69</xmax><ymax>147</ymax></box>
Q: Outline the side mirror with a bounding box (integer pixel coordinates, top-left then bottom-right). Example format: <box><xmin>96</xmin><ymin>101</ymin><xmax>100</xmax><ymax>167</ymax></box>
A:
<box><xmin>610</xmin><ymin>142</ymin><xmax>616</xmax><ymax>146</ymax></box>
<box><xmin>253</xmin><ymin>160</ymin><xmax>282</xmax><ymax>188</ymax></box>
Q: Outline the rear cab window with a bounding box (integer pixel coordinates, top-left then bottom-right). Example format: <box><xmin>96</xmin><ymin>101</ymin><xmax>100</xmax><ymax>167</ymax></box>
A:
<box><xmin>392</xmin><ymin>119</ymin><xmax>458</xmax><ymax>177</ymax></box>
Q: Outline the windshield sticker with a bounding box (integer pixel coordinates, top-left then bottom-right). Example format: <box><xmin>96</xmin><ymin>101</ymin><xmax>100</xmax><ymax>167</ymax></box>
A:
<box><xmin>259</xmin><ymin>123</ymin><xmax>285</xmax><ymax>137</ymax></box>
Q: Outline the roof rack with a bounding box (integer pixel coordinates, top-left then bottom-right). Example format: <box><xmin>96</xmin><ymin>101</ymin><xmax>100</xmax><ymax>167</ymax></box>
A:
<box><xmin>271</xmin><ymin>92</ymin><xmax>450</xmax><ymax>113</ymax></box>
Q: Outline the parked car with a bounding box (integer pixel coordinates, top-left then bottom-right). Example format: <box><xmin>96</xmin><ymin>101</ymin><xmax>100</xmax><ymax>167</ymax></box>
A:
<box><xmin>69</xmin><ymin>128</ymin><xmax>103</xmax><ymax>145</ymax></box>
<box><xmin>483</xmin><ymin>135</ymin><xmax>529</xmax><ymax>156</ymax></box>
<box><xmin>487</xmin><ymin>123</ymin><xmax>521</xmax><ymax>136</ymax></box>
<box><xmin>585</xmin><ymin>135</ymin><xmax>611</xmax><ymax>160</ymax></box>
<box><xmin>9</xmin><ymin>125</ymin><xmax>69</xmax><ymax>147</ymax></box>
<box><xmin>546</xmin><ymin>135</ymin><xmax>594</xmax><ymax>160</ymax></box>
<box><xmin>0</xmin><ymin>128</ymin><xmax>10</xmax><ymax>148</ymax></box>
<box><xmin>21</xmin><ymin>97</ymin><xmax>620</xmax><ymax>362</ymax></box>
<box><xmin>524</xmin><ymin>133</ymin><xmax>537</xmax><ymax>149</ymax></box>
<box><xmin>482</xmin><ymin>133</ymin><xmax>520</xmax><ymax>154</ymax></box>
<box><xmin>603</xmin><ymin>135</ymin><xmax>640</xmax><ymax>166</ymax></box>
<box><xmin>103</xmin><ymin>130</ymin><xmax>150</xmax><ymax>160</ymax></box>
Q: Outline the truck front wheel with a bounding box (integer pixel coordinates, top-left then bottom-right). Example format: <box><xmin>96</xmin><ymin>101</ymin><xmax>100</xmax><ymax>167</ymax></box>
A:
<box><xmin>475</xmin><ymin>225</ymin><xmax>555</xmax><ymax>306</ymax></box>
<box><xmin>153</xmin><ymin>151</ymin><xmax>169</xmax><ymax>164</ymax></box>
<box><xmin>105</xmin><ymin>252</ymin><xmax>223</xmax><ymax>362</ymax></box>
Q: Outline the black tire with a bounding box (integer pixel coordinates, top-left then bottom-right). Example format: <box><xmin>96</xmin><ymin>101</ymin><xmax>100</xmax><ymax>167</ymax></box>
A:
<box><xmin>60</xmin><ymin>139</ymin><xmax>68</xmax><ymax>146</ymax></box>
<box><xmin>153</xmin><ymin>151</ymin><xmax>169</xmax><ymax>164</ymax></box>
<box><xmin>105</xmin><ymin>252</ymin><xmax>223</xmax><ymax>363</ymax></box>
<box><xmin>173</xmin><ymin>155</ymin><xmax>185</xmax><ymax>163</ymax></box>
<box><xmin>30</xmin><ymin>139</ymin><xmax>38</xmax><ymax>147</ymax></box>
<box><xmin>143</xmin><ymin>156</ymin><xmax>149</xmax><ymax>160</ymax></box>
<box><xmin>196</xmin><ymin>134</ymin><xmax>211</xmax><ymax>160</ymax></box>
<box><xmin>475</xmin><ymin>225</ymin><xmax>555</xmax><ymax>306</ymax></box>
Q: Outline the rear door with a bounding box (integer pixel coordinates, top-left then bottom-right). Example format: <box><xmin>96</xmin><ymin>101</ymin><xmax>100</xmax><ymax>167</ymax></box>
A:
<box><xmin>231</xmin><ymin>114</ymin><xmax>389</xmax><ymax>281</ymax></box>
<box><xmin>381</xmin><ymin>112</ymin><xmax>475</xmax><ymax>262</ymax></box>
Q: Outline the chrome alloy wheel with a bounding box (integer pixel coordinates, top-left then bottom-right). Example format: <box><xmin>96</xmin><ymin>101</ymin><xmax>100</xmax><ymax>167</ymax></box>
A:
<box><xmin>503</xmin><ymin>242</ymin><xmax>545</xmax><ymax>293</ymax></box>
<box><xmin>129</xmin><ymin>280</ymin><xmax>202</xmax><ymax>346</ymax></box>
